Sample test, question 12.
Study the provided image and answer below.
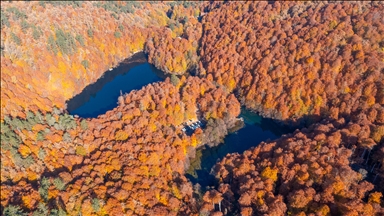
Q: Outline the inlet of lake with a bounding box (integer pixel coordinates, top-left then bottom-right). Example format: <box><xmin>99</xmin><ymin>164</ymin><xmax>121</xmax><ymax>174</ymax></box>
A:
<box><xmin>66</xmin><ymin>52</ymin><xmax>289</xmax><ymax>187</ymax></box>
<box><xmin>185</xmin><ymin>109</ymin><xmax>290</xmax><ymax>187</ymax></box>
<box><xmin>67</xmin><ymin>52</ymin><xmax>165</xmax><ymax>118</ymax></box>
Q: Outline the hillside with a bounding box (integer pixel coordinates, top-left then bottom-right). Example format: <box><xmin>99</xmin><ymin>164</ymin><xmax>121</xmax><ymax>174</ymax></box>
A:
<box><xmin>1</xmin><ymin>1</ymin><xmax>383</xmax><ymax>215</ymax></box>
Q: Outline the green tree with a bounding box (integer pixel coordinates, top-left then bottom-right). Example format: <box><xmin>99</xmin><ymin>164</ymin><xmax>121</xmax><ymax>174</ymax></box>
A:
<box><xmin>34</xmin><ymin>111</ymin><xmax>44</xmax><ymax>124</ymax></box>
<box><xmin>81</xmin><ymin>59</ymin><xmax>89</xmax><ymax>69</ymax></box>
<box><xmin>53</xmin><ymin>177</ymin><xmax>66</xmax><ymax>191</ymax></box>
<box><xmin>63</xmin><ymin>132</ymin><xmax>72</xmax><ymax>142</ymax></box>
<box><xmin>171</xmin><ymin>74</ymin><xmax>180</xmax><ymax>86</ymax></box>
<box><xmin>114</xmin><ymin>31</ymin><xmax>122</xmax><ymax>38</ymax></box>
<box><xmin>39</xmin><ymin>177</ymin><xmax>50</xmax><ymax>201</ymax></box>
<box><xmin>1</xmin><ymin>10</ymin><xmax>10</xmax><ymax>28</ymax></box>
<box><xmin>55</xmin><ymin>28</ymin><xmax>76</xmax><ymax>55</ymax></box>
<box><xmin>36</xmin><ymin>131</ymin><xmax>45</xmax><ymax>142</ymax></box>
<box><xmin>33</xmin><ymin>27</ymin><xmax>41</xmax><ymax>40</ymax></box>
<box><xmin>92</xmin><ymin>198</ymin><xmax>100</xmax><ymax>212</ymax></box>
<box><xmin>49</xmin><ymin>208</ymin><xmax>66</xmax><ymax>216</ymax></box>
<box><xmin>3</xmin><ymin>205</ymin><xmax>27</xmax><ymax>216</ymax></box>
<box><xmin>11</xmin><ymin>32</ymin><xmax>21</xmax><ymax>45</ymax></box>
<box><xmin>45</xmin><ymin>113</ymin><xmax>56</xmax><ymax>126</ymax></box>
<box><xmin>12</xmin><ymin>149</ymin><xmax>34</xmax><ymax>168</ymax></box>
<box><xmin>58</xmin><ymin>114</ymin><xmax>76</xmax><ymax>130</ymax></box>
<box><xmin>118</xmin><ymin>24</ymin><xmax>124</xmax><ymax>32</ymax></box>
<box><xmin>0</xmin><ymin>121</ymin><xmax>21</xmax><ymax>149</ymax></box>
<box><xmin>80</xmin><ymin>119</ymin><xmax>88</xmax><ymax>130</ymax></box>
<box><xmin>75</xmin><ymin>34</ymin><xmax>85</xmax><ymax>46</ymax></box>
<box><xmin>20</xmin><ymin>20</ymin><xmax>29</xmax><ymax>33</ymax></box>
<box><xmin>27</xmin><ymin>111</ymin><xmax>37</xmax><ymax>125</ymax></box>
<box><xmin>47</xmin><ymin>35</ymin><xmax>58</xmax><ymax>54</ymax></box>
<box><xmin>32</xmin><ymin>203</ymin><xmax>48</xmax><ymax>216</ymax></box>
<box><xmin>38</xmin><ymin>148</ymin><xmax>46</xmax><ymax>160</ymax></box>
<box><xmin>87</xmin><ymin>28</ymin><xmax>93</xmax><ymax>38</ymax></box>
<box><xmin>6</xmin><ymin>7</ymin><xmax>27</xmax><ymax>20</ymax></box>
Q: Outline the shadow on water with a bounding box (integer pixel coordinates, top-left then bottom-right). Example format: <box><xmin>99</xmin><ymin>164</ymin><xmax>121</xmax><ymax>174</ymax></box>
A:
<box><xmin>186</xmin><ymin>109</ymin><xmax>293</xmax><ymax>187</ymax></box>
<box><xmin>66</xmin><ymin>52</ymin><xmax>166</xmax><ymax>118</ymax></box>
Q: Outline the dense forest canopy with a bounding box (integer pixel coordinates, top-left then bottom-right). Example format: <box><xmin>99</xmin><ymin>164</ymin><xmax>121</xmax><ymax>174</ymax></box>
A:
<box><xmin>1</xmin><ymin>1</ymin><xmax>383</xmax><ymax>215</ymax></box>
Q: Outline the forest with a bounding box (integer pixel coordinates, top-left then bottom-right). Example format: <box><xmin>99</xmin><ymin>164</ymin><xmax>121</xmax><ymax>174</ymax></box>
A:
<box><xmin>1</xmin><ymin>1</ymin><xmax>383</xmax><ymax>215</ymax></box>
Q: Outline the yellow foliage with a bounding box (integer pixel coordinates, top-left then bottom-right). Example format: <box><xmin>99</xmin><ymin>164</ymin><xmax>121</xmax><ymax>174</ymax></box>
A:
<box><xmin>261</xmin><ymin>167</ymin><xmax>278</xmax><ymax>182</ymax></box>
<box><xmin>172</xmin><ymin>184</ymin><xmax>182</xmax><ymax>199</ymax></box>
<box><xmin>316</xmin><ymin>205</ymin><xmax>330</xmax><ymax>216</ymax></box>
<box><xmin>159</xmin><ymin>193</ymin><xmax>168</xmax><ymax>205</ymax></box>
<box><xmin>174</xmin><ymin>104</ymin><xmax>181</xmax><ymax>112</ymax></box>
<box><xmin>190</xmin><ymin>134</ymin><xmax>198</xmax><ymax>147</ymax></box>
<box><xmin>332</xmin><ymin>179</ymin><xmax>345</xmax><ymax>194</ymax></box>
<box><xmin>140</xmin><ymin>166</ymin><xmax>149</xmax><ymax>177</ymax></box>
<box><xmin>228</xmin><ymin>78</ymin><xmax>236</xmax><ymax>91</ymax></box>
<box><xmin>297</xmin><ymin>172</ymin><xmax>310</xmax><ymax>181</ymax></box>
<box><xmin>58</xmin><ymin>61</ymin><xmax>67</xmax><ymax>74</ymax></box>
<box><xmin>61</xmin><ymin>79</ymin><xmax>75</xmax><ymax>99</ymax></box>
<box><xmin>18</xmin><ymin>144</ymin><xmax>31</xmax><ymax>157</ymax></box>
<box><xmin>115</xmin><ymin>130</ymin><xmax>129</xmax><ymax>141</ymax></box>
<box><xmin>138</xmin><ymin>152</ymin><xmax>147</xmax><ymax>163</ymax></box>
<box><xmin>27</xmin><ymin>170</ymin><xmax>39</xmax><ymax>181</ymax></box>
<box><xmin>329</xmin><ymin>20</ymin><xmax>338</xmax><ymax>29</ymax></box>
<box><xmin>22</xmin><ymin>194</ymin><xmax>36</xmax><ymax>209</ymax></box>
<box><xmin>165</xmin><ymin>58</ymin><xmax>173</xmax><ymax>72</ymax></box>
<box><xmin>344</xmin><ymin>86</ymin><xmax>350</xmax><ymax>93</ymax></box>
<box><xmin>75</xmin><ymin>146</ymin><xmax>87</xmax><ymax>156</ymax></box>
<box><xmin>105</xmin><ymin>165</ymin><xmax>115</xmax><ymax>174</ymax></box>
<box><xmin>48</xmin><ymin>189</ymin><xmax>59</xmax><ymax>199</ymax></box>
<box><xmin>200</xmin><ymin>85</ymin><xmax>205</xmax><ymax>96</ymax></box>
<box><xmin>256</xmin><ymin>190</ymin><xmax>265</xmax><ymax>206</ymax></box>
<box><xmin>366</xmin><ymin>95</ymin><xmax>375</xmax><ymax>106</ymax></box>
<box><xmin>149</xmin><ymin>122</ymin><xmax>157</xmax><ymax>132</ymax></box>
<box><xmin>368</xmin><ymin>192</ymin><xmax>382</xmax><ymax>204</ymax></box>
<box><xmin>149</xmin><ymin>166</ymin><xmax>161</xmax><ymax>176</ymax></box>
<box><xmin>315</xmin><ymin>95</ymin><xmax>323</xmax><ymax>107</ymax></box>
<box><xmin>122</xmin><ymin>113</ymin><xmax>133</xmax><ymax>121</ymax></box>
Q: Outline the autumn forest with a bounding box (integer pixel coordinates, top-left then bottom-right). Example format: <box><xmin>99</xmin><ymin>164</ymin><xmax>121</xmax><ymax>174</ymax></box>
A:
<box><xmin>1</xmin><ymin>1</ymin><xmax>383</xmax><ymax>216</ymax></box>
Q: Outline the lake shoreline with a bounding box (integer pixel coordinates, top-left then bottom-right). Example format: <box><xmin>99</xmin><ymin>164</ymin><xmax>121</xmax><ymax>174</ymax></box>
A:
<box><xmin>184</xmin><ymin>108</ymin><xmax>291</xmax><ymax>187</ymax></box>
<box><xmin>66</xmin><ymin>52</ymin><xmax>148</xmax><ymax>113</ymax></box>
<box><xmin>66</xmin><ymin>52</ymin><xmax>166</xmax><ymax>118</ymax></box>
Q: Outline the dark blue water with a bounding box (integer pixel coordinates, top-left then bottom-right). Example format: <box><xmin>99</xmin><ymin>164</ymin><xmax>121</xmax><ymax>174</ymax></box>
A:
<box><xmin>68</xmin><ymin>62</ymin><xmax>163</xmax><ymax>118</ymax></box>
<box><xmin>186</xmin><ymin>109</ymin><xmax>290</xmax><ymax>186</ymax></box>
<box><xmin>66</xmin><ymin>53</ymin><xmax>289</xmax><ymax>188</ymax></box>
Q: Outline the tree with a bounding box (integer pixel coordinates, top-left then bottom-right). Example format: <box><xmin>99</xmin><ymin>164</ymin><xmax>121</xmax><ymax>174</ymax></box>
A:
<box><xmin>114</xmin><ymin>31</ymin><xmax>122</xmax><ymax>38</ymax></box>
<box><xmin>170</xmin><ymin>74</ymin><xmax>180</xmax><ymax>87</ymax></box>
<box><xmin>11</xmin><ymin>32</ymin><xmax>21</xmax><ymax>45</ymax></box>
<box><xmin>92</xmin><ymin>198</ymin><xmax>101</xmax><ymax>212</ymax></box>
<box><xmin>81</xmin><ymin>60</ymin><xmax>89</xmax><ymax>69</ymax></box>
<box><xmin>32</xmin><ymin>203</ymin><xmax>49</xmax><ymax>216</ymax></box>
<box><xmin>53</xmin><ymin>177</ymin><xmax>66</xmax><ymax>191</ymax></box>
<box><xmin>3</xmin><ymin>205</ymin><xmax>27</xmax><ymax>216</ymax></box>
<box><xmin>87</xmin><ymin>28</ymin><xmax>93</xmax><ymax>38</ymax></box>
<box><xmin>80</xmin><ymin>119</ymin><xmax>88</xmax><ymax>130</ymax></box>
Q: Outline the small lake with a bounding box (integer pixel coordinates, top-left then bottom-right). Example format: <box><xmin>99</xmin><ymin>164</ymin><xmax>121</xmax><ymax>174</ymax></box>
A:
<box><xmin>186</xmin><ymin>109</ymin><xmax>291</xmax><ymax>187</ymax></box>
<box><xmin>67</xmin><ymin>52</ymin><xmax>165</xmax><ymax>118</ymax></box>
<box><xmin>66</xmin><ymin>52</ymin><xmax>291</xmax><ymax>188</ymax></box>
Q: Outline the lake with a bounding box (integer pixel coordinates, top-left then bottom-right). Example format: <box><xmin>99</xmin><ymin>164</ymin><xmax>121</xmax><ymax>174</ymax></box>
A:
<box><xmin>66</xmin><ymin>53</ymin><xmax>289</xmax><ymax>188</ymax></box>
<box><xmin>67</xmin><ymin>52</ymin><xmax>165</xmax><ymax>118</ymax></box>
<box><xmin>186</xmin><ymin>109</ymin><xmax>291</xmax><ymax>187</ymax></box>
